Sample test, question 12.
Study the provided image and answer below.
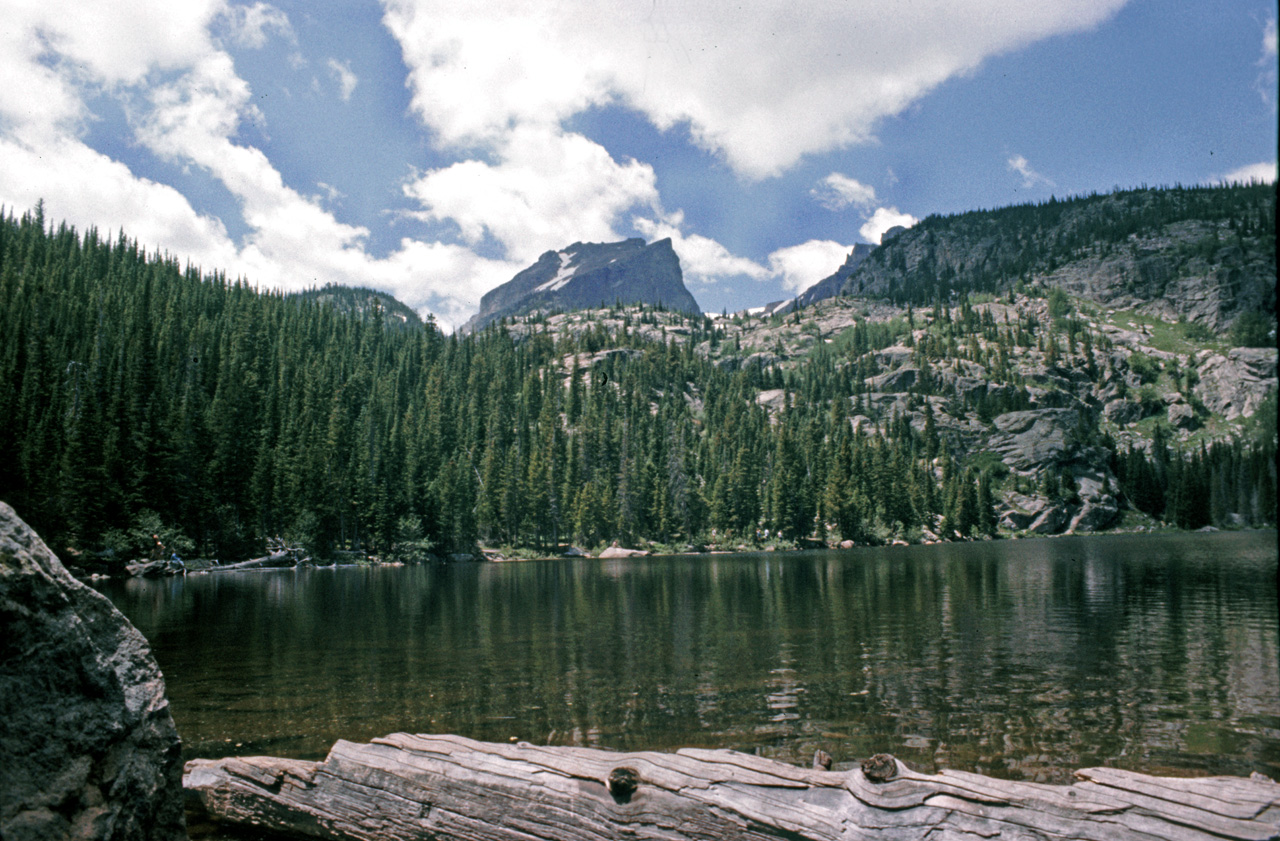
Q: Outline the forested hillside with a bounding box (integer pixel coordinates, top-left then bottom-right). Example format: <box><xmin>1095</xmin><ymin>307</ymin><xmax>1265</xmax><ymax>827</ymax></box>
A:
<box><xmin>843</xmin><ymin>183</ymin><xmax>1276</xmax><ymax>332</ymax></box>
<box><xmin>1</xmin><ymin>187</ymin><xmax>1275</xmax><ymax>563</ymax></box>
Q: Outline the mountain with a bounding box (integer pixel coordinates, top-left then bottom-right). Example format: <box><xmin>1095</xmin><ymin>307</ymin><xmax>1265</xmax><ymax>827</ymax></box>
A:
<box><xmin>1</xmin><ymin>185</ymin><xmax>1274</xmax><ymax>564</ymax></box>
<box><xmin>830</xmin><ymin>184</ymin><xmax>1276</xmax><ymax>331</ymax></box>
<box><xmin>460</xmin><ymin>238</ymin><xmax>699</xmax><ymax>333</ymax></box>
<box><xmin>794</xmin><ymin>242</ymin><xmax>875</xmax><ymax>308</ymax></box>
<box><xmin>292</xmin><ymin>284</ymin><xmax>424</xmax><ymax>330</ymax></box>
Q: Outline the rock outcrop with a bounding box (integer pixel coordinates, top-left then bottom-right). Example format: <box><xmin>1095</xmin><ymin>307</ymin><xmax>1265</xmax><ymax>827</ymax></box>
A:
<box><xmin>462</xmin><ymin>238</ymin><xmax>700</xmax><ymax>333</ymax></box>
<box><xmin>986</xmin><ymin>409</ymin><xmax>1081</xmax><ymax>472</ymax></box>
<box><xmin>1193</xmin><ymin>347</ymin><xmax>1278</xmax><ymax>420</ymax></box>
<box><xmin>0</xmin><ymin>502</ymin><xmax>185</xmax><ymax>841</ymax></box>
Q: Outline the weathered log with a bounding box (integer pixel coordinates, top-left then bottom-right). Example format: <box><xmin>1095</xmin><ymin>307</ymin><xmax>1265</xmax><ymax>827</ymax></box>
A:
<box><xmin>184</xmin><ymin>733</ymin><xmax>1280</xmax><ymax>841</ymax></box>
<box><xmin>125</xmin><ymin>558</ymin><xmax>181</xmax><ymax>577</ymax></box>
<box><xmin>204</xmin><ymin>550</ymin><xmax>298</xmax><ymax>572</ymax></box>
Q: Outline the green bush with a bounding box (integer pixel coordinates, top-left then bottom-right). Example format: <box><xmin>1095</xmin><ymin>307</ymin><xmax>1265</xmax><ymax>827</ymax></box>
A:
<box><xmin>1128</xmin><ymin>351</ymin><xmax>1160</xmax><ymax>384</ymax></box>
<box><xmin>100</xmin><ymin>509</ymin><xmax>194</xmax><ymax>560</ymax></box>
<box><xmin>1229</xmin><ymin>311</ymin><xmax>1275</xmax><ymax>348</ymax></box>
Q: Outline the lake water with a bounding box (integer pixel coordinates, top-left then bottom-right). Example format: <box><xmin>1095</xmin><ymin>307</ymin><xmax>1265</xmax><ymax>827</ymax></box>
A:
<box><xmin>95</xmin><ymin>531</ymin><xmax>1278</xmax><ymax>784</ymax></box>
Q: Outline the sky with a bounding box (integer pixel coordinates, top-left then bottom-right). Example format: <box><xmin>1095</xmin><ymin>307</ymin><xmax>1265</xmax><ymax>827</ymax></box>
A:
<box><xmin>1</xmin><ymin>1</ymin><xmax>1275</xmax><ymax>330</ymax></box>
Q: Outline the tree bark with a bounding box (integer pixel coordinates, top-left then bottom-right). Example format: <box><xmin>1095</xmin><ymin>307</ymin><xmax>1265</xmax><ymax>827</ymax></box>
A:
<box><xmin>184</xmin><ymin>733</ymin><xmax>1280</xmax><ymax>841</ymax></box>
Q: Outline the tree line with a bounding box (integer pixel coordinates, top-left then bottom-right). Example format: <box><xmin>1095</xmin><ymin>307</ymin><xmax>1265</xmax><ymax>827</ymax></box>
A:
<box><xmin>1</xmin><ymin>199</ymin><xmax>1274</xmax><ymax>561</ymax></box>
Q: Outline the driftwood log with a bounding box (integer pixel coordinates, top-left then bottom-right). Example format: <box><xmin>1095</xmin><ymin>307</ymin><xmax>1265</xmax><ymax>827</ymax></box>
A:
<box><xmin>205</xmin><ymin>550</ymin><xmax>300</xmax><ymax>572</ymax></box>
<box><xmin>184</xmin><ymin>733</ymin><xmax>1280</xmax><ymax>841</ymax></box>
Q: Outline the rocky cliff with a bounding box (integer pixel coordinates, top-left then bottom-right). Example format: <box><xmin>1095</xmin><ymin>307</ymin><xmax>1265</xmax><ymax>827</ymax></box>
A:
<box><xmin>461</xmin><ymin>238</ymin><xmax>700</xmax><ymax>333</ymax></box>
<box><xmin>832</xmin><ymin>184</ymin><xmax>1276</xmax><ymax>333</ymax></box>
<box><xmin>0</xmin><ymin>502</ymin><xmax>185</xmax><ymax>841</ymax></box>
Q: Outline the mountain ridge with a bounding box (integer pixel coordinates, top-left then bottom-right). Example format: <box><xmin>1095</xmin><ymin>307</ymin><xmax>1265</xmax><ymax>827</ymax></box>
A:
<box><xmin>460</xmin><ymin>237</ymin><xmax>700</xmax><ymax>333</ymax></box>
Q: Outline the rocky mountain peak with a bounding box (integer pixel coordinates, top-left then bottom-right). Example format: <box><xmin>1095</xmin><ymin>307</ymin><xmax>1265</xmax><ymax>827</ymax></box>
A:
<box><xmin>461</xmin><ymin>237</ymin><xmax>700</xmax><ymax>333</ymax></box>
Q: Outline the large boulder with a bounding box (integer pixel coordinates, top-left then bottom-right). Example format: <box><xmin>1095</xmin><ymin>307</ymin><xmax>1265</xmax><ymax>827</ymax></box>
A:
<box><xmin>0</xmin><ymin>503</ymin><xmax>185</xmax><ymax>841</ymax></box>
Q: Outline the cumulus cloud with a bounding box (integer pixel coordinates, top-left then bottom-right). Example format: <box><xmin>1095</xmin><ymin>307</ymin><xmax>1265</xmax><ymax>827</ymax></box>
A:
<box><xmin>1007</xmin><ymin>154</ymin><xmax>1055</xmax><ymax>188</ymax></box>
<box><xmin>405</xmin><ymin>125</ymin><xmax>661</xmax><ymax>265</ymax></box>
<box><xmin>381</xmin><ymin>0</ymin><xmax>1127</xmax><ymax>179</ymax></box>
<box><xmin>767</xmin><ymin>240</ymin><xmax>854</xmax><ymax>294</ymax></box>
<box><xmin>634</xmin><ymin>211</ymin><xmax>769</xmax><ymax>285</ymax></box>
<box><xmin>1256</xmin><ymin>18</ymin><xmax>1278</xmax><ymax>105</ymax></box>
<box><xmin>221</xmin><ymin>3</ymin><xmax>292</xmax><ymax>49</ymax></box>
<box><xmin>859</xmin><ymin>207</ymin><xmax>918</xmax><ymax>244</ymax></box>
<box><xmin>0</xmin><ymin>0</ymin><xmax>525</xmax><ymax>331</ymax></box>
<box><xmin>1216</xmin><ymin>161</ymin><xmax>1277</xmax><ymax>185</ymax></box>
<box><xmin>811</xmin><ymin>173</ymin><xmax>877</xmax><ymax>210</ymax></box>
<box><xmin>328</xmin><ymin>58</ymin><xmax>358</xmax><ymax>101</ymax></box>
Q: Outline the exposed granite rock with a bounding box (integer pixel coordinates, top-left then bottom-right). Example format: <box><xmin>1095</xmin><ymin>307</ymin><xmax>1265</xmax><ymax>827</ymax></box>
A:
<box><xmin>1167</xmin><ymin>402</ymin><xmax>1198</xmax><ymax>430</ymax></box>
<box><xmin>0</xmin><ymin>503</ymin><xmax>185</xmax><ymax>841</ymax></box>
<box><xmin>1103</xmin><ymin>399</ymin><xmax>1145</xmax><ymax>426</ymax></box>
<box><xmin>986</xmin><ymin>409</ymin><xmax>1080</xmax><ymax>472</ymax></box>
<box><xmin>462</xmin><ymin>238</ymin><xmax>699</xmax><ymax>333</ymax></box>
<box><xmin>1070</xmin><ymin>497</ymin><xmax>1121</xmax><ymax>532</ymax></box>
<box><xmin>869</xmin><ymin>366</ymin><xmax>918</xmax><ymax>392</ymax></box>
<box><xmin>1193</xmin><ymin>347</ymin><xmax>1278</xmax><ymax>421</ymax></box>
<box><xmin>1027</xmin><ymin>505</ymin><xmax>1070</xmax><ymax>535</ymax></box>
<box><xmin>598</xmin><ymin>546</ymin><xmax>650</xmax><ymax>558</ymax></box>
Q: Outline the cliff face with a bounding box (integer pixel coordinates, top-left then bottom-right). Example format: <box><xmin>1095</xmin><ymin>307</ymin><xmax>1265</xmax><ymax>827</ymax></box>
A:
<box><xmin>833</xmin><ymin>185</ymin><xmax>1276</xmax><ymax>333</ymax></box>
<box><xmin>461</xmin><ymin>238</ymin><xmax>700</xmax><ymax>333</ymax></box>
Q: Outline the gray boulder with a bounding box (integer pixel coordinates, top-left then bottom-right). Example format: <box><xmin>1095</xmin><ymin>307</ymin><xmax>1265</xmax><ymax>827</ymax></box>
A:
<box><xmin>1069</xmin><ymin>497</ymin><xmax>1120</xmax><ymax>532</ymax></box>
<box><xmin>1103</xmin><ymin>399</ymin><xmax>1145</xmax><ymax>426</ymax></box>
<box><xmin>1027</xmin><ymin>505</ymin><xmax>1070</xmax><ymax>535</ymax></box>
<box><xmin>986</xmin><ymin>409</ymin><xmax>1080</xmax><ymax>472</ymax></box>
<box><xmin>0</xmin><ymin>503</ymin><xmax>185</xmax><ymax>841</ymax></box>
<box><xmin>1167</xmin><ymin>402</ymin><xmax>1198</xmax><ymax>430</ymax></box>
<box><xmin>599</xmin><ymin>546</ymin><xmax>650</xmax><ymax>559</ymax></box>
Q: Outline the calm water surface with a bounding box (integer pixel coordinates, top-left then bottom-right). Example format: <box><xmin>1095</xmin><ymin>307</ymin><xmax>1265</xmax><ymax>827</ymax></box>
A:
<box><xmin>96</xmin><ymin>531</ymin><xmax>1278</xmax><ymax>784</ymax></box>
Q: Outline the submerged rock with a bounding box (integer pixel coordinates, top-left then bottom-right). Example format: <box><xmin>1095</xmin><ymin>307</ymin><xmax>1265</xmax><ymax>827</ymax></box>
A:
<box><xmin>0</xmin><ymin>503</ymin><xmax>185</xmax><ymax>841</ymax></box>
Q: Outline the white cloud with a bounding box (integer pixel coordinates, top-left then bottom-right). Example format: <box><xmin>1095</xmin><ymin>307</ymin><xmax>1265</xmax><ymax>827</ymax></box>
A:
<box><xmin>1216</xmin><ymin>161</ymin><xmax>1277</xmax><ymax>185</ymax></box>
<box><xmin>1007</xmin><ymin>154</ymin><xmax>1055</xmax><ymax>188</ymax></box>
<box><xmin>811</xmin><ymin>173</ymin><xmax>877</xmax><ymax>211</ymax></box>
<box><xmin>1256</xmin><ymin>18</ymin><xmax>1277</xmax><ymax>105</ymax></box>
<box><xmin>633</xmin><ymin>211</ymin><xmax>769</xmax><ymax>285</ymax></box>
<box><xmin>405</xmin><ymin>125</ymin><xmax>661</xmax><ymax>265</ymax></box>
<box><xmin>0</xmin><ymin>0</ymin><xmax>523</xmax><ymax>332</ymax></box>
<box><xmin>221</xmin><ymin>3</ymin><xmax>292</xmax><ymax>49</ymax></box>
<box><xmin>767</xmin><ymin>240</ymin><xmax>854</xmax><ymax>294</ymax></box>
<box><xmin>381</xmin><ymin>0</ymin><xmax>1128</xmax><ymax>178</ymax></box>
<box><xmin>328</xmin><ymin>58</ymin><xmax>358</xmax><ymax>102</ymax></box>
<box><xmin>859</xmin><ymin>207</ymin><xmax>918</xmax><ymax>244</ymax></box>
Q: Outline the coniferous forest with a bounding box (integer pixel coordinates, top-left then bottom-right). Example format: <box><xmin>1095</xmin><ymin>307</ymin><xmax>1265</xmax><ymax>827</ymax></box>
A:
<box><xmin>1</xmin><ymin>187</ymin><xmax>1275</xmax><ymax>563</ymax></box>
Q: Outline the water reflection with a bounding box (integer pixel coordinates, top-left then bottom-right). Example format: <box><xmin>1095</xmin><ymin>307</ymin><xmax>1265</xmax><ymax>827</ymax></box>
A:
<box><xmin>97</xmin><ymin>531</ymin><xmax>1279</xmax><ymax>783</ymax></box>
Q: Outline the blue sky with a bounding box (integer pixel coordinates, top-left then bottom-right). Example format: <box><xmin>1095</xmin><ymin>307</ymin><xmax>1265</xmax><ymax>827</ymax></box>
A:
<box><xmin>1</xmin><ymin>1</ymin><xmax>1275</xmax><ymax>329</ymax></box>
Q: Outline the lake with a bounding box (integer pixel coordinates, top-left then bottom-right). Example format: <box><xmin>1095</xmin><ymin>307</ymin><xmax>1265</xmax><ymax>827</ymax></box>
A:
<box><xmin>95</xmin><ymin>530</ymin><xmax>1278</xmax><ymax>784</ymax></box>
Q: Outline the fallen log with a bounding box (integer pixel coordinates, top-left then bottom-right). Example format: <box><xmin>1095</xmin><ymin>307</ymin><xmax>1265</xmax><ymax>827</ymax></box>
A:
<box><xmin>204</xmin><ymin>550</ymin><xmax>298</xmax><ymax>572</ymax></box>
<box><xmin>184</xmin><ymin>733</ymin><xmax>1280</xmax><ymax>841</ymax></box>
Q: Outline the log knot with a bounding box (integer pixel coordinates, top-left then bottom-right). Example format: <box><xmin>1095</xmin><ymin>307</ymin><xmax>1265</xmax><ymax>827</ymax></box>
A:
<box><xmin>861</xmin><ymin>754</ymin><xmax>898</xmax><ymax>783</ymax></box>
<box><xmin>607</xmin><ymin>766</ymin><xmax>640</xmax><ymax>801</ymax></box>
